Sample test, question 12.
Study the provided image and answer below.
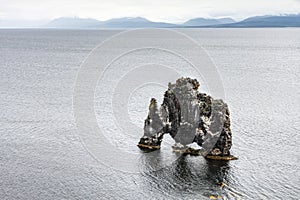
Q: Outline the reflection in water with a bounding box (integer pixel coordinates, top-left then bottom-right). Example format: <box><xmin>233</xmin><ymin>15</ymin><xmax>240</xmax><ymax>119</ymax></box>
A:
<box><xmin>139</xmin><ymin>150</ymin><xmax>238</xmax><ymax>199</ymax></box>
<box><xmin>205</xmin><ymin>159</ymin><xmax>230</xmax><ymax>184</ymax></box>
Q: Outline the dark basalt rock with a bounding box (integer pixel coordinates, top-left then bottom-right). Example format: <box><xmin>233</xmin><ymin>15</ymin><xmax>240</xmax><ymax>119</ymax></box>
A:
<box><xmin>138</xmin><ymin>77</ymin><xmax>236</xmax><ymax>160</ymax></box>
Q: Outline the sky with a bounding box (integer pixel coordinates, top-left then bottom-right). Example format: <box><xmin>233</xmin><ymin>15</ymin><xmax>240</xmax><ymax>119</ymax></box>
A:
<box><xmin>0</xmin><ymin>0</ymin><xmax>300</xmax><ymax>25</ymax></box>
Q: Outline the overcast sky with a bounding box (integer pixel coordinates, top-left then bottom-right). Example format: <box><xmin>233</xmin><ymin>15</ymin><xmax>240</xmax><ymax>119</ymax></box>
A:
<box><xmin>1</xmin><ymin>0</ymin><xmax>300</xmax><ymax>23</ymax></box>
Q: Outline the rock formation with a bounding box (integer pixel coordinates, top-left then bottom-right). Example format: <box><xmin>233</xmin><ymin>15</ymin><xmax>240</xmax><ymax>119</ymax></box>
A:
<box><xmin>138</xmin><ymin>77</ymin><xmax>237</xmax><ymax>160</ymax></box>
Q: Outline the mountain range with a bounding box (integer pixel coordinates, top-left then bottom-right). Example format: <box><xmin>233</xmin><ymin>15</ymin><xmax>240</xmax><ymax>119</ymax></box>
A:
<box><xmin>218</xmin><ymin>14</ymin><xmax>300</xmax><ymax>27</ymax></box>
<box><xmin>45</xmin><ymin>16</ymin><xmax>236</xmax><ymax>28</ymax></box>
<box><xmin>45</xmin><ymin>17</ymin><xmax>177</xmax><ymax>28</ymax></box>
<box><xmin>3</xmin><ymin>14</ymin><xmax>300</xmax><ymax>28</ymax></box>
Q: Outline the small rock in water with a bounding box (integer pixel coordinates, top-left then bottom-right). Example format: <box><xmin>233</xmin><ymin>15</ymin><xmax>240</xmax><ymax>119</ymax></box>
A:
<box><xmin>137</xmin><ymin>77</ymin><xmax>236</xmax><ymax>160</ymax></box>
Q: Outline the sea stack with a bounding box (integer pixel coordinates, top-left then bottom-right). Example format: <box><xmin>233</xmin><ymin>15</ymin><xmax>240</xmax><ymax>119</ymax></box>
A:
<box><xmin>138</xmin><ymin>77</ymin><xmax>237</xmax><ymax>160</ymax></box>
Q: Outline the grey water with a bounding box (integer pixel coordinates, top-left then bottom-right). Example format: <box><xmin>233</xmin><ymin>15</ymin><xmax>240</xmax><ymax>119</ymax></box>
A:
<box><xmin>0</xmin><ymin>28</ymin><xmax>299</xmax><ymax>199</ymax></box>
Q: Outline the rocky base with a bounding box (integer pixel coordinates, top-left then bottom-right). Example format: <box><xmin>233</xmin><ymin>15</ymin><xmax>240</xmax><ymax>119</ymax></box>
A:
<box><xmin>137</xmin><ymin>143</ymin><xmax>161</xmax><ymax>150</ymax></box>
<box><xmin>205</xmin><ymin>155</ymin><xmax>238</xmax><ymax>161</ymax></box>
<box><xmin>172</xmin><ymin>146</ymin><xmax>201</xmax><ymax>156</ymax></box>
<box><xmin>137</xmin><ymin>130</ymin><xmax>164</xmax><ymax>151</ymax></box>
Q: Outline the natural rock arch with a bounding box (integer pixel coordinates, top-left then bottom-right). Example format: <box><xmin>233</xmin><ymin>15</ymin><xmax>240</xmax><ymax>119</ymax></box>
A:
<box><xmin>138</xmin><ymin>77</ymin><xmax>237</xmax><ymax>160</ymax></box>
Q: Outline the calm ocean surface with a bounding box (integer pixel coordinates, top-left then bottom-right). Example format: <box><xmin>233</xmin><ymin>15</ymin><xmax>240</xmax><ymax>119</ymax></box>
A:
<box><xmin>0</xmin><ymin>28</ymin><xmax>299</xmax><ymax>199</ymax></box>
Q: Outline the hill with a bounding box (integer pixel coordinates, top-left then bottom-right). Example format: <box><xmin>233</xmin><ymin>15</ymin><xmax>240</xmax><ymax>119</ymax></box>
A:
<box><xmin>45</xmin><ymin>17</ymin><xmax>176</xmax><ymax>28</ymax></box>
<box><xmin>219</xmin><ymin>14</ymin><xmax>300</xmax><ymax>27</ymax></box>
<box><xmin>183</xmin><ymin>17</ymin><xmax>235</xmax><ymax>26</ymax></box>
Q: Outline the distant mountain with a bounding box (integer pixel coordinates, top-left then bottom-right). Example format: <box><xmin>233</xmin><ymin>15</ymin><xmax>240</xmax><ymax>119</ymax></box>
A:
<box><xmin>45</xmin><ymin>17</ymin><xmax>176</xmax><ymax>28</ymax></box>
<box><xmin>43</xmin><ymin>14</ymin><xmax>300</xmax><ymax>29</ymax></box>
<box><xmin>217</xmin><ymin>18</ymin><xmax>236</xmax><ymax>24</ymax></box>
<box><xmin>100</xmin><ymin>17</ymin><xmax>176</xmax><ymax>28</ymax></box>
<box><xmin>45</xmin><ymin>17</ymin><xmax>102</xmax><ymax>28</ymax></box>
<box><xmin>218</xmin><ymin>14</ymin><xmax>300</xmax><ymax>27</ymax></box>
<box><xmin>183</xmin><ymin>17</ymin><xmax>235</xmax><ymax>26</ymax></box>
